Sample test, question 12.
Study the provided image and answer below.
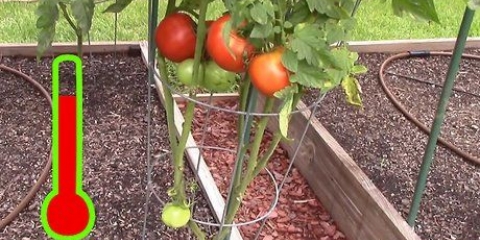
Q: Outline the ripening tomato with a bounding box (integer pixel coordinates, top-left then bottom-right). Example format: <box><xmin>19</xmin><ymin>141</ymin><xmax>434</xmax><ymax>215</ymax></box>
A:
<box><xmin>202</xmin><ymin>61</ymin><xmax>237</xmax><ymax>92</ymax></box>
<box><xmin>206</xmin><ymin>14</ymin><xmax>255</xmax><ymax>73</ymax></box>
<box><xmin>176</xmin><ymin>58</ymin><xmax>204</xmax><ymax>87</ymax></box>
<box><xmin>155</xmin><ymin>13</ymin><xmax>196</xmax><ymax>63</ymax></box>
<box><xmin>248</xmin><ymin>48</ymin><xmax>290</xmax><ymax>97</ymax></box>
<box><xmin>161</xmin><ymin>202</ymin><xmax>191</xmax><ymax>228</ymax></box>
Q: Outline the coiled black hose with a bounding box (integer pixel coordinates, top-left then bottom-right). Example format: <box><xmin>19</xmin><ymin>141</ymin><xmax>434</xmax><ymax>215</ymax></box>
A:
<box><xmin>378</xmin><ymin>51</ymin><xmax>480</xmax><ymax>166</ymax></box>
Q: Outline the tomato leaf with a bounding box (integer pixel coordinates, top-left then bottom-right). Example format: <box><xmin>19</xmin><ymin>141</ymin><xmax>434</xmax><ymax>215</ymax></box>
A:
<box><xmin>306</xmin><ymin>0</ymin><xmax>351</xmax><ymax>19</ymax></box>
<box><xmin>249</xmin><ymin>2</ymin><xmax>269</xmax><ymax>25</ymax></box>
<box><xmin>287</xmin><ymin>0</ymin><xmax>311</xmax><ymax>26</ymax></box>
<box><xmin>389</xmin><ymin>0</ymin><xmax>439</xmax><ymax>23</ymax></box>
<box><xmin>341</xmin><ymin>76</ymin><xmax>363</xmax><ymax>108</ymax></box>
<box><xmin>103</xmin><ymin>0</ymin><xmax>133</xmax><ymax>13</ymax></box>
<box><xmin>290</xmin><ymin>61</ymin><xmax>329</xmax><ymax>89</ymax></box>
<box><xmin>291</xmin><ymin>23</ymin><xmax>325</xmax><ymax>65</ymax></box>
<box><xmin>281</xmin><ymin>49</ymin><xmax>298</xmax><ymax>72</ymax></box>
<box><xmin>36</xmin><ymin>0</ymin><xmax>60</xmax><ymax>60</ymax></box>
<box><xmin>274</xmin><ymin>86</ymin><xmax>297</xmax><ymax>139</ymax></box>
<box><xmin>351</xmin><ymin>65</ymin><xmax>368</xmax><ymax>74</ymax></box>
<box><xmin>250</xmin><ymin>23</ymin><xmax>274</xmax><ymax>39</ymax></box>
<box><xmin>71</xmin><ymin>0</ymin><xmax>95</xmax><ymax>35</ymax></box>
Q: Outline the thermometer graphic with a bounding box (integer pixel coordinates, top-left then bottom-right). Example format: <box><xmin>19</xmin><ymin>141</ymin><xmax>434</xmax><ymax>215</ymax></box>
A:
<box><xmin>41</xmin><ymin>54</ymin><xmax>96</xmax><ymax>239</ymax></box>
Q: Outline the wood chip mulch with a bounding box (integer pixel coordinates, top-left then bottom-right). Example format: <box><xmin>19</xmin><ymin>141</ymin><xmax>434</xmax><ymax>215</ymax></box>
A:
<box><xmin>179</xmin><ymin>100</ymin><xmax>346</xmax><ymax>240</ymax></box>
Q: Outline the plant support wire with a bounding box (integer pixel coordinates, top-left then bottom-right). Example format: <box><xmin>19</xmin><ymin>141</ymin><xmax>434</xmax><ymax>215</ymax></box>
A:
<box><xmin>142</xmin><ymin>0</ymin><xmax>159</xmax><ymax>237</ymax></box>
<box><xmin>406</xmin><ymin>6</ymin><xmax>476</xmax><ymax>227</ymax></box>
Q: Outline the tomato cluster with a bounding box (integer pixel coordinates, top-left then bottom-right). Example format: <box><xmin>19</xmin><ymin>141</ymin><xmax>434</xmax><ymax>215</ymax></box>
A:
<box><xmin>155</xmin><ymin>12</ymin><xmax>291</xmax><ymax>97</ymax></box>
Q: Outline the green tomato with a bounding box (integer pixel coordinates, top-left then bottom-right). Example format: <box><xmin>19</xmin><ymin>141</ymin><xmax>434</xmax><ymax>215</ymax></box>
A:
<box><xmin>176</xmin><ymin>58</ymin><xmax>204</xmax><ymax>87</ymax></box>
<box><xmin>202</xmin><ymin>61</ymin><xmax>237</xmax><ymax>92</ymax></box>
<box><xmin>161</xmin><ymin>202</ymin><xmax>191</xmax><ymax>228</ymax></box>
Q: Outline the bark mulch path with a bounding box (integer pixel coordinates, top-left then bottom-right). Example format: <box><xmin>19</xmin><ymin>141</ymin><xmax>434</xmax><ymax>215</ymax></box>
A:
<box><xmin>0</xmin><ymin>53</ymin><xmax>215</xmax><ymax>239</ymax></box>
<box><xmin>303</xmin><ymin>49</ymin><xmax>480</xmax><ymax>240</ymax></box>
<box><xmin>179</xmin><ymin>99</ymin><xmax>346</xmax><ymax>240</ymax></box>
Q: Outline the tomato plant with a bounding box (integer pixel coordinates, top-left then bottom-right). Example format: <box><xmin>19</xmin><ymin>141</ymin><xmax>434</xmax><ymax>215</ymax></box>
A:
<box><xmin>206</xmin><ymin>14</ymin><xmax>255</xmax><ymax>73</ymax></box>
<box><xmin>248</xmin><ymin>47</ymin><xmax>290</xmax><ymax>97</ymax></box>
<box><xmin>155</xmin><ymin>12</ymin><xmax>197</xmax><ymax>63</ymax></box>
<box><xmin>177</xmin><ymin>58</ymin><xmax>204</xmax><ymax>87</ymax></box>
<box><xmin>161</xmin><ymin>202</ymin><xmax>191</xmax><ymax>228</ymax></box>
<box><xmin>32</xmin><ymin>0</ymin><xmax>450</xmax><ymax>239</ymax></box>
<box><xmin>203</xmin><ymin>61</ymin><xmax>237</xmax><ymax>92</ymax></box>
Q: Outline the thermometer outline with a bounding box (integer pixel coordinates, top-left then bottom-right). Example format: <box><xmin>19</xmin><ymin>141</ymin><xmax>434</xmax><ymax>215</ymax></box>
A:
<box><xmin>40</xmin><ymin>54</ymin><xmax>96</xmax><ymax>240</ymax></box>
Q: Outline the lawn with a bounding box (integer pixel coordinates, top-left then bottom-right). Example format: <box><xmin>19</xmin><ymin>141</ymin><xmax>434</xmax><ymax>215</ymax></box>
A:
<box><xmin>0</xmin><ymin>0</ymin><xmax>479</xmax><ymax>43</ymax></box>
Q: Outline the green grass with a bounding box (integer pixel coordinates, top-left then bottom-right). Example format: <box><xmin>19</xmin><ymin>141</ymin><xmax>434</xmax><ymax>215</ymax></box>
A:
<box><xmin>0</xmin><ymin>0</ymin><xmax>479</xmax><ymax>43</ymax></box>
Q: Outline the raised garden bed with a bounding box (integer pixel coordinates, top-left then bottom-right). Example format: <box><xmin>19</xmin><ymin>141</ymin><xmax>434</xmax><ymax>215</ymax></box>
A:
<box><xmin>2</xmin><ymin>39</ymin><xmax>480</xmax><ymax>239</ymax></box>
<box><xmin>0</xmin><ymin>50</ymin><xmax>215</xmax><ymax>239</ymax></box>
<box><xmin>302</xmin><ymin>48</ymin><xmax>480</xmax><ymax>240</ymax></box>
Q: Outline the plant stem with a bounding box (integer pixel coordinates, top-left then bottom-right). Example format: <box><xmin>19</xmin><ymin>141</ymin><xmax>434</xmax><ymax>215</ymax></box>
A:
<box><xmin>165</xmin><ymin>0</ymin><xmax>176</xmax><ymax>16</ymax></box>
<box><xmin>157</xmin><ymin>59</ymin><xmax>179</xmax><ymax>152</ymax></box>
<box><xmin>240</xmin><ymin>97</ymin><xmax>275</xmax><ymax>189</ymax></box>
<box><xmin>191</xmin><ymin>0</ymin><xmax>209</xmax><ymax>87</ymax></box>
<box><xmin>252</xmin><ymin>93</ymin><xmax>302</xmax><ymax>177</ymax></box>
<box><xmin>76</xmin><ymin>33</ymin><xmax>83</xmax><ymax>57</ymax></box>
<box><xmin>237</xmin><ymin>76</ymin><xmax>251</xmax><ymax>143</ymax></box>
<box><xmin>273</xmin><ymin>0</ymin><xmax>286</xmax><ymax>44</ymax></box>
<box><xmin>188</xmin><ymin>220</ymin><xmax>206</xmax><ymax>240</ymax></box>
<box><xmin>59</xmin><ymin>3</ymin><xmax>83</xmax><ymax>56</ymax></box>
<box><xmin>172</xmin><ymin>97</ymin><xmax>196</xmax><ymax>203</ymax></box>
<box><xmin>252</xmin><ymin>131</ymin><xmax>281</xmax><ymax>177</ymax></box>
<box><xmin>215</xmin><ymin>97</ymin><xmax>275</xmax><ymax>240</ymax></box>
<box><xmin>216</xmin><ymin>88</ymin><xmax>257</xmax><ymax>240</ymax></box>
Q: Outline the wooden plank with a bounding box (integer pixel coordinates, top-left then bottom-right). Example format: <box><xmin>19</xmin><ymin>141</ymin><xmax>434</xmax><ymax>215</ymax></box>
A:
<box><xmin>0</xmin><ymin>41</ymin><xmax>141</xmax><ymax>57</ymax></box>
<box><xmin>345</xmin><ymin>37</ymin><xmax>480</xmax><ymax>53</ymax></box>
<box><xmin>139</xmin><ymin>41</ymin><xmax>244</xmax><ymax>240</ymax></box>
<box><xmin>1</xmin><ymin>37</ymin><xmax>479</xmax><ymax>58</ymax></box>
<box><xmin>256</xmin><ymin>96</ymin><xmax>420</xmax><ymax>240</ymax></box>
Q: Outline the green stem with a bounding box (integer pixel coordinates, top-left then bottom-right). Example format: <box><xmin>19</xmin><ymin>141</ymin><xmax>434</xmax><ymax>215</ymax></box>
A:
<box><xmin>59</xmin><ymin>3</ymin><xmax>83</xmax><ymax>56</ymax></box>
<box><xmin>191</xmin><ymin>0</ymin><xmax>209</xmax><ymax>87</ymax></box>
<box><xmin>165</xmin><ymin>0</ymin><xmax>176</xmax><ymax>15</ymax></box>
<box><xmin>240</xmin><ymin>98</ymin><xmax>275</xmax><ymax>189</ymax></box>
<box><xmin>252</xmin><ymin>92</ymin><xmax>302</xmax><ymax>177</ymax></box>
<box><xmin>215</xmin><ymin>98</ymin><xmax>275</xmax><ymax>240</ymax></box>
<box><xmin>157</xmin><ymin>59</ymin><xmax>179</xmax><ymax>154</ymax></box>
<box><xmin>252</xmin><ymin>131</ymin><xmax>281</xmax><ymax>177</ymax></box>
<box><xmin>156</xmin><ymin>0</ymin><xmax>180</xmax><ymax>152</ymax></box>
<box><xmin>76</xmin><ymin>33</ymin><xmax>83</xmax><ymax>57</ymax></box>
<box><xmin>188</xmin><ymin>220</ymin><xmax>206</xmax><ymax>240</ymax></box>
<box><xmin>237</xmin><ymin>76</ymin><xmax>251</xmax><ymax>143</ymax></box>
<box><xmin>407</xmin><ymin>7</ymin><xmax>476</xmax><ymax>226</ymax></box>
<box><xmin>172</xmin><ymin>98</ymin><xmax>196</xmax><ymax>203</ymax></box>
<box><xmin>216</xmin><ymin>88</ymin><xmax>258</xmax><ymax>240</ymax></box>
<box><xmin>273</xmin><ymin>0</ymin><xmax>286</xmax><ymax>44</ymax></box>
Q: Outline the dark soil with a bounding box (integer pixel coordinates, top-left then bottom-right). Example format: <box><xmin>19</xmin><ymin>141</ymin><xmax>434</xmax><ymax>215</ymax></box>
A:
<box><xmin>0</xmin><ymin>53</ymin><xmax>215</xmax><ymax>239</ymax></box>
<box><xmin>303</xmin><ymin>49</ymin><xmax>480</xmax><ymax>240</ymax></box>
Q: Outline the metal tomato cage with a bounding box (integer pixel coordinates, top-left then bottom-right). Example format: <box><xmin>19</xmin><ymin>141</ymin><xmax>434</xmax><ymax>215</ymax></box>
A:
<box><xmin>142</xmin><ymin>1</ymin><xmax>479</xmax><ymax>240</ymax></box>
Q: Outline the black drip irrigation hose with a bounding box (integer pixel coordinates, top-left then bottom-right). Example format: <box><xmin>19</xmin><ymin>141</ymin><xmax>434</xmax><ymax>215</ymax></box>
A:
<box><xmin>0</xmin><ymin>63</ymin><xmax>52</xmax><ymax>229</ymax></box>
<box><xmin>379</xmin><ymin>51</ymin><xmax>480</xmax><ymax>166</ymax></box>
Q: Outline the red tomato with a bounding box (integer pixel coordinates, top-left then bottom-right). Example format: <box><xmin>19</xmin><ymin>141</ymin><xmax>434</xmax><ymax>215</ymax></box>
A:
<box><xmin>206</xmin><ymin>14</ymin><xmax>255</xmax><ymax>73</ymax></box>
<box><xmin>155</xmin><ymin>13</ymin><xmax>197</xmax><ymax>63</ymax></box>
<box><xmin>248</xmin><ymin>48</ymin><xmax>290</xmax><ymax>97</ymax></box>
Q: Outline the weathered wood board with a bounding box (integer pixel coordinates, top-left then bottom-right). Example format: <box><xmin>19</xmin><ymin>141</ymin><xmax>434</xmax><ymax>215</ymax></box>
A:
<box><xmin>256</xmin><ymin>96</ymin><xmax>421</xmax><ymax>240</ymax></box>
